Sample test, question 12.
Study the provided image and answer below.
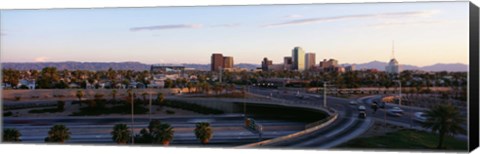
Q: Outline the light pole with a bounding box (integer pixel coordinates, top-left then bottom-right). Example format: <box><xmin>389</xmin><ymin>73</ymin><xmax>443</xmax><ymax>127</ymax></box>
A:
<box><xmin>130</xmin><ymin>89</ymin><xmax>135</xmax><ymax>144</ymax></box>
<box><xmin>323</xmin><ymin>82</ymin><xmax>327</xmax><ymax>108</ymax></box>
<box><xmin>393</xmin><ymin>80</ymin><xmax>402</xmax><ymax>106</ymax></box>
<box><xmin>149</xmin><ymin>91</ymin><xmax>152</xmax><ymax>122</ymax></box>
<box><xmin>243</xmin><ymin>86</ymin><xmax>247</xmax><ymax>119</ymax></box>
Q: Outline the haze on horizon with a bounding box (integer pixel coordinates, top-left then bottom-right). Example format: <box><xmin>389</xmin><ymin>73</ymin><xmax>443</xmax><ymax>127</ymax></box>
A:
<box><xmin>0</xmin><ymin>2</ymin><xmax>470</xmax><ymax>67</ymax></box>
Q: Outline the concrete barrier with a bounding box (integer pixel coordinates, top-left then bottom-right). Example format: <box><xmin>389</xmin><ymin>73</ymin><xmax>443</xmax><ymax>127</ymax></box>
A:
<box><xmin>236</xmin><ymin>111</ymin><xmax>338</xmax><ymax>148</ymax></box>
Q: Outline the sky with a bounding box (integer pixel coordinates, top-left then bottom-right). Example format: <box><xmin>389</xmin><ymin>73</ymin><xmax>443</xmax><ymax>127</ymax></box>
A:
<box><xmin>0</xmin><ymin>1</ymin><xmax>470</xmax><ymax>66</ymax></box>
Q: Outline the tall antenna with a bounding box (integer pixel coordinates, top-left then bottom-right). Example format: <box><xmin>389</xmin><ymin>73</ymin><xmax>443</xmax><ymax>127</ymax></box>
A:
<box><xmin>391</xmin><ymin>40</ymin><xmax>395</xmax><ymax>59</ymax></box>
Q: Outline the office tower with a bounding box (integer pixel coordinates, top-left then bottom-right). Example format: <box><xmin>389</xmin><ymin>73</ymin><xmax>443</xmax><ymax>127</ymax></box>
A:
<box><xmin>261</xmin><ymin>57</ymin><xmax>273</xmax><ymax>71</ymax></box>
<box><xmin>292</xmin><ymin>47</ymin><xmax>305</xmax><ymax>71</ymax></box>
<box><xmin>211</xmin><ymin>53</ymin><xmax>224</xmax><ymax>71</ymax></box>
<box><xmin>223</xmin><ymin>56</ymin><xmax>234</xmax><ymax>68</ymax></box>
<box><xmin>305</xmin><ymin>52</ymin><xmax>316</xmax><ymax>70</ymax></box>
<box><xmin>283</xmin><ymin>56</ymin><xmax>293</xmax><ymax>71</ymax></box>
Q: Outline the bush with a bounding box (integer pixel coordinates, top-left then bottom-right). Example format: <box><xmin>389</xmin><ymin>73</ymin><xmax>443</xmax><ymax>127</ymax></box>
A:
<box><xmin>4</xmin><ymin>111</ymin><xmax>13</xmax><ymax>117</ymax></box>
<box><xmin>29</xmin><ymin>108</ymin><xmax>62</xmax><ymax>114</ymax></box>
<box><xmin>166</xmin><ymin>110</ymin><xmax>175</xmax><ymax>114</ymax></box>
<box><xmin>57</xmin><ymin>101</ymin><xmax>66</xmax><ymax>111</ymax></box>
<box><xmin>162</xmin><ymin>100</ymin><xmax>223</xmax><ymax>115</ymax></box>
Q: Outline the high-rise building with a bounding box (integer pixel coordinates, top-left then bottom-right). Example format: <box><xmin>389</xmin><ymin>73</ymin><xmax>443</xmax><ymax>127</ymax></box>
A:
<box><xmin>223</xmin><ymin>56</ymin><xmax>234</xmax><ymax>68</ymax></box>
<box><xmin>261</xmin><ymin>57</ymin><xmax>273</xmax><ymax>71</ymax></box>
<box><xmin>305</xmin><ymin>53</ymin><xmax>316</xmax><ymax>70</ymax></box>
<box><xmin>283</xmin><ymin>57</ymin><xmax>293</xmax><ymax>71</ymax></box>
<box><xmin>292</xmin><ymin>47</ymin><xmax>305</xmax><ymax>71</ymax></box>
<box><xmin>211</xmin><ymin>53</ymin><xmax>224</xmax><ymax>71</ymax></box>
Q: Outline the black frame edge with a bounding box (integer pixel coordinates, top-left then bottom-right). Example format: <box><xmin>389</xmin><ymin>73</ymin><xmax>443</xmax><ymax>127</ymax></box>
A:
<box><xmin>469</xmin><ymin>1</ymin><xmax>479</xmax><ymax>152</ymax></box>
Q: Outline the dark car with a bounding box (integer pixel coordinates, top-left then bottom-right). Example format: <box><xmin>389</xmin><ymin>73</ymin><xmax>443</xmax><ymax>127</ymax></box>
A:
<box><xmin>378</xmin><ymin>102</ymin><xmax>386</xmax><ymax>108</ymax></box>
<box><xmin>358</xmin><ymin>111</ymin><xmax>367</xmax><ymax>118</ymax></box>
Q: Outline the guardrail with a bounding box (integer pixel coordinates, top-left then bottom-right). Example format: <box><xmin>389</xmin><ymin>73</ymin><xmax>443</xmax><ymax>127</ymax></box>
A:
<box><xmin>236</xmin><ymin>110</ymin><xmax>339</xmax><ymax>148</ymax></box>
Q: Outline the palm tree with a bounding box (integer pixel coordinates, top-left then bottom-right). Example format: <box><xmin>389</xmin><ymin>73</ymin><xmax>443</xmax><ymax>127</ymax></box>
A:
<box><xmin>152</xmin><ymin>122</ymin><xmax>174</xmax><ymax>145</ymax></box>
<box><xmin>194</xmin><ymin>122</ymin><xmax>213</xmax><ymax>144</ymax></box>
<box><xmin>76</xmin><ymin>90</ymin><xmax>84</xmax><ymax>103</ymax></box>
<box><xmin>111</xmin><ymin>124</ymin><xmax>131</xmax><ymax>144</ymax></box>
<box><xmin>3</xmin><ymin>128</ymin><xmax>21</xmax><ymax>142</ymax></box>
<box><xmin>422</xmin><ymin>104</ymin><xmax>465</xmax><ymax>149</ymax></box>
<box><xmin>135</xmin><ymin>120</ymin><xmax>175</xmax><ymax>145</ymax></box>
<box><xmin>111</xmin><ymin>89</ymin><xmax>117</xmax><ymax>102</ymax></box>
<box><xmin>44</xmin><ymin>124</ymin><xmax>71</xmax><ymax>143</ymax></box>
<box><xmin>156</xmin><ymin>93</ymin><xmax>164</xmax><ymax>105</ymax></box>
<box><xmin>141</xmin><ymin>92</ymin><xmax>148</xmax><ymax>104</ymax></box>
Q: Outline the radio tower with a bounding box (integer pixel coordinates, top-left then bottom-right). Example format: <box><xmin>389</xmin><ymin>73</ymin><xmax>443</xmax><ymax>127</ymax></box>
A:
<box><xmin>391</xmin><ymin>40</ymin><xmax>395</xmax><ymax>59</ymax></box>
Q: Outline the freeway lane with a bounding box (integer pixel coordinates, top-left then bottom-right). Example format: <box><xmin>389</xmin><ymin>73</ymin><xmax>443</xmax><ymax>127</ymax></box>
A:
<box><xmin>3</xmin><ymin>115</ymin><xmax>306</xmax><ymax>146</ymax></box>
<box><xmin>247</xmin><ymin>87</ymin><xmax>373</xmax><ymax>148</ymax></box>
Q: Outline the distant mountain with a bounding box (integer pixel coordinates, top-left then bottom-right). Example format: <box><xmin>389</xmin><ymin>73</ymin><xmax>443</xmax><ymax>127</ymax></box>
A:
<box><xmin>342</xmin><ymin>61</ymin><xmax>468</xmax><ymax>72</ymax></box>
<box><xmin>1</xmin><ymin>62</ymin><xmax>260</xmax><ymax>71</ymax></box>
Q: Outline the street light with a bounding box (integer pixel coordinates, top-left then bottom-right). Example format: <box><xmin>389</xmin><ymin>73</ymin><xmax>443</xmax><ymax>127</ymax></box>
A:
<box><xmin>130</xmin><ymin>89</ymin><xmax>135</xmax><ymax>144</ymax></box>
<box><xmin>323</xmin><ymin>82</ymin><xmax>327</xmax><ymax>108</ymax></box>
<box><xmin>393</xmin><ymin>80</ymin><xmax>402</xmax><ymax>106</ymax></box>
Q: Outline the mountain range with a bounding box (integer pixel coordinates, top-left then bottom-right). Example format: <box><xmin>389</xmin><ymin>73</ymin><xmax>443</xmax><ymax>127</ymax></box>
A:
<box><xmin>1</xmin><ymin>61</ymin><xmax>468</xmax><ymax>72</ymax></box>
<box><xmin>341</xmin><ymin>60</ymin><xmax>468</xmax><ymax>72</ymax></box>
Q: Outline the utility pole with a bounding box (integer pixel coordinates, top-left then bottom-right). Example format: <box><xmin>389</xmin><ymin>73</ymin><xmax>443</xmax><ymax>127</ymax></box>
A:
<box><xmin>149</xmin><ymin>92</ymin><xmax>152</xmax><ymax>122</ymax></box>
<box><xmin>323</xmin><ymin>82</ymin><xmax>327</xmax><ymax>108</ymax></box>
<box><xmin>243</xmin><ymin>86</ymin><xmax>247</xmax><ymax>119</ymax></box>
<box><xmin>131</xmin><ymin>90</ymin><xmax>135</xmax><ymax>144</ymax></box>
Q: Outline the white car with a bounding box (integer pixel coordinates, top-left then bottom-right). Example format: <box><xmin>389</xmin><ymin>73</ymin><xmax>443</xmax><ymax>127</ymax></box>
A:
<box><xmin>357</xmin><ymin>105</ymin><xmax>366</xmax><ymax>111</ymax></box>
<box><xmin>349</xmin><ymin>100</ymin><xmax>358</xmax><ymax>105</ymax></box>
<box><xmin>387</xmin><ymin>107</ymin><xmax>404</xmax><ymax>117</ymax></box>
<box><xmin>414</xmin><ymin>112</ymin><xmax>428</xmax><ymax>123</ymax></box>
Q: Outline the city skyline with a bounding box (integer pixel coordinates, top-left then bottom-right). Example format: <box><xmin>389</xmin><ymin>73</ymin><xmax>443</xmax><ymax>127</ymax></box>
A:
<box><xmin>0</xmin><ymin>2</ymin><xmax>470</xmax><ymax>66</ymax></box>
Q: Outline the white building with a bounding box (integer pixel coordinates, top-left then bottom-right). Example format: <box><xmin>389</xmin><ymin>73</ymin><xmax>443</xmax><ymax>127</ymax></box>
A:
<box><xmin>385</xmin><ymin>58</ymin><xmax>400</xmax><ymax>74</ymax></box>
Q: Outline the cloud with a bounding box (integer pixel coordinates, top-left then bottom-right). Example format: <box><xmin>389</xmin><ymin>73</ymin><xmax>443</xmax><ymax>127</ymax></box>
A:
<box><xmin>263</xmin><ymin>10</ymin><xmax>439</xmax><ymax>28</ymax></box>
<box><xmin>285</xmin><ymin>14</ymin><xmax>304</xmax><ymax>18</ymax></box>
<box><xmin>210</xmin><ymin>23</ymin><xmax>241</xmax><ymax>28</ymax></box>
<box><xmin>130</xmin><ymin>24</ymin><xmax>202</xmax><ymax>31</ymax></box>
<box><xmin>368</xmin><ymin>20</ymin><xmax>446</xmax><ymax>28</ymax></box>
<box><xmin>34</xmin><ymin>57</ymin><xmax>49</xmax><ymax>62</ymax></box>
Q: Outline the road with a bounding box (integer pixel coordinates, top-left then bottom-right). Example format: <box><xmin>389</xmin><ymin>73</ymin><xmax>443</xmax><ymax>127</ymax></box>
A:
<box><xmin>246</xmin><ymin>87</ymin><xmax>373</xmax><ymax>148</ymax></box>
<box><xmin>3</xmin><ymin>114</ymin><xmax>306</xmax><ymax>146</ymax></box>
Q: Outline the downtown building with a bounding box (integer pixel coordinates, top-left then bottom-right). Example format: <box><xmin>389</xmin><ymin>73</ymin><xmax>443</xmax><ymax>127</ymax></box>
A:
<box><xmin>211</xmin><ymin>53</ymin><xmax>236</xmax><ymax>72</ymax></box>
<box><xmin>292</xmin><ymin>47</ymin><xmax>306</xmax><ymax>71</ymax></box>
<box><xmin>305</xmin><ymin>52</ymin><xmax>316</xmax><ymax>70</ymax></box>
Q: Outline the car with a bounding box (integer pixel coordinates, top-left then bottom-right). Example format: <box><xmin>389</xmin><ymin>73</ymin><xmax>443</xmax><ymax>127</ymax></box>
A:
<box><xmin>414</xmin><ymin>112</ymin><xmax>428</xmax><ymax>123</ymax></box>
<box><xmin>349</xmin><ymin>100</ymin><xmax>358</xmax><ymax>105</ymax></box>
<box><xmin>357</xmin><ymin>105</ymin><xmax>366</xmax><ymax>111</ymax></box>
<box><xmin>358</xmin><ymin>111</ymin><xmax>367</xmax><ymax>118</ymax></box>
<box><xmin>378</xmin><ymin>102</ymin><xmax>386</xmax><ymax>108</ymax></box>
<box><xmin>387</xmin><ymin>107</ymin><xmax>404</xmax><ymax>117</ymax></box>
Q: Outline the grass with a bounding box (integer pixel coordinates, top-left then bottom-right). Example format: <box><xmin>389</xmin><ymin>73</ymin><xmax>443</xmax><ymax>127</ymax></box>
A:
<box><xmin>338</xmin><ymin>129</ymin><xmax>467</xmax><ymax>151</ymax></box>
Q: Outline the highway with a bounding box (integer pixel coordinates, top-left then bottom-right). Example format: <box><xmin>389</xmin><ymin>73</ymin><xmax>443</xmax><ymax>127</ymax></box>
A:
<box><xmin>247</xmin><ymin>87</ymin><xmax>373</xmax><ymax>148</ymax></box>
<box><xmin>3</xmin><ymin>114</ymin><xmax>306</xmax><ymax>146</ymax></box>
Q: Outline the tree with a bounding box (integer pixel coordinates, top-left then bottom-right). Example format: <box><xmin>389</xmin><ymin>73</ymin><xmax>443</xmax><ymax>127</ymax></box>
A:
<box><xmin>44</xmin><ymin>124</ymin><xmax>71</xmax><ymax>143</ymax></box>
<box><xmin>141</xmin><ymin>92</ymin><xmax>148</xmax><ymax>104</ymax></box>
<box><xmin>76</xmin><ymin>90</ymin><xmax>84</xmax><ymax>102</ymax></box>
<box><xmin>156</xmin><ymin>93</ymin><xmax>164</xmax><ymax>105</ymax></box>
<box><xmin>422</xmin><ymin>104</ymin><xmax>465</xmax><ymax>149</ymax></box>
<box><xmin>111</xmin><ymin>124</ymin><xmax>131</xmax><ymax>144</ymax></box>
<box><xmin>3</xmin><ymin>128</ymin><xmax>21</xmax><ymax>142</ymax></box>
<box><xmin>111</xmin><ymin>89</ymin><xmax>117</xmax><ymax>102</ymax></box>
<box><xmin>194</xmin><ymin>122</ymin><xmax>213</xmax><ymax>144</ymax></box>
<box><xmin>57</xmin><ymin>101</ymin><xmax>65</xmax><ymax>111</ymax></box>
<box><xmin>134</xmin><ymin>120</ymin><xmax>175</xmax><ymax>145</ymax></box>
